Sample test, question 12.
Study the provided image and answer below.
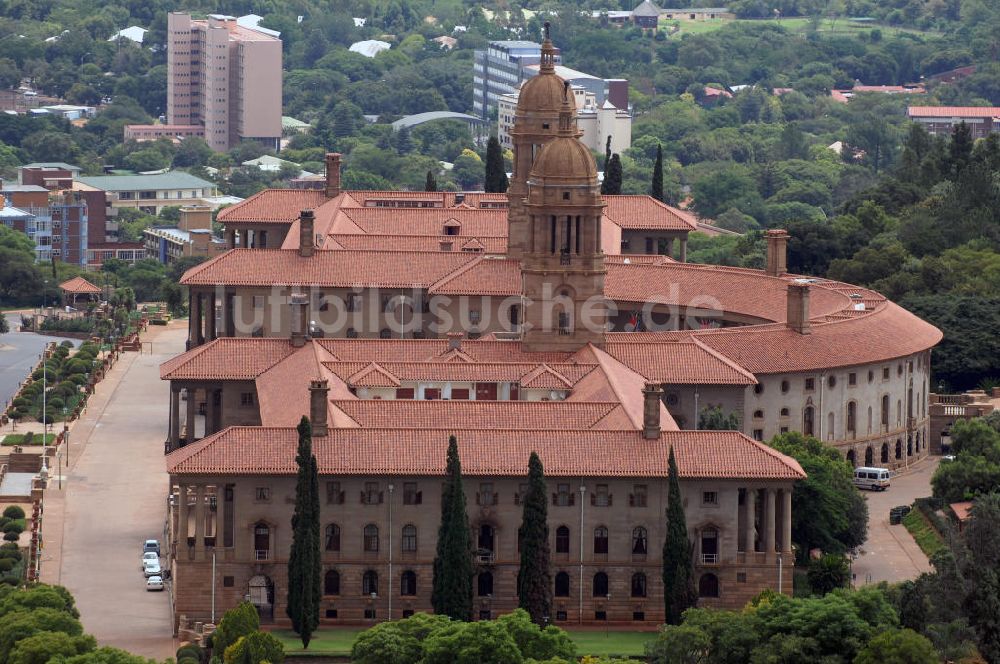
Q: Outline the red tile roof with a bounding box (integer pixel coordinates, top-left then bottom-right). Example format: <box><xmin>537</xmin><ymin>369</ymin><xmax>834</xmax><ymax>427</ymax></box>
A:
<box><xmin>160</xmin><ymin>338</ymin><xmax>298</xmax><ymax>380</ymax></box>
<box><xmin>216</xmin><ymin>189</ymin><xmax>328</xmax><ymax>223</ymax></box>
<box><xmin>329</xmin><ymin>400</ymin><xmax>624</xmax><ymax>430</ymax></box>
<box><xmin>58</xmin><ymin>276</ymin><xmax>102</xmax><ymax>294</ymax></box>
<box><xmin>605</xmin><ymin>337</ymin><xmax>757</xmax><ymax>385</ymax></box>
<box><xmin>329</xmin><ymin>234</ymin><xmax>507</xmax><ymax>254</ymax></box>
<box><xmin>907</xmin><ymin>106</ymin><xmax>1000</xmax><ymax>118</ymax></box>
<box><xmin>603</xmin><ymin>196</ymin><xmax>697</xmax><ymax>231</ymax></box>
<box><xmin>324</xmin><ymin>360</ymin><xmax>598</xmax><ymax>385</ymax></box>
<box><xmin>166</xmin><ymin>427</ymin><xmax>806</xmax><ymax>480</ymax></box>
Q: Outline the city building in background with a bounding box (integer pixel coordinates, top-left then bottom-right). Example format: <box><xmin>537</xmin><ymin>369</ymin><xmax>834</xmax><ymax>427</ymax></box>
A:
<box><xmin>907</xmin><ymin>106</ymin><xmax>1000</xmax><ymax>138</ymax></box>
<box><xmin>75</xmin><ymin>172</ymin><xmax>219</xmax><ymax>216</ymax></box>
<box><xmin>144</xmin><ymin>205</ymin><xmax>227</xmax><ymax>265</ymax></box>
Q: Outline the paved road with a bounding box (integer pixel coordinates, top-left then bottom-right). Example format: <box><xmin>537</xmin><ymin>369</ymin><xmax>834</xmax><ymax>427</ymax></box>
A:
<box><xmin>45</xmin><ymin>323</ymin><xmax>184</xmax><ymax>658</ymax></box>
<box><xmin>0</xmin><ymin>313</ymin><xmax>77</xmax><ymax>407</ymax></box>
<box><xmin>852</xmin><ymin>457</ymin><xmax>941</xmax><ymax>587</ymax></box>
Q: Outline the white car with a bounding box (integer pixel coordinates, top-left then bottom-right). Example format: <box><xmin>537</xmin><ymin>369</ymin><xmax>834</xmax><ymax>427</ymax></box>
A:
<box><xmin>141</xmin><ymin>552</ymin><xmax>158</xmax><ymax>570</ymax></box>
<box><xmin>143</xmin><ymin>560</ymin><xmax>161</xmax><ymax>578</ymax></box>
<box><xmin>146</xmin><ymin>576</ymin><xmax>164</xmax><ymax>591</ymax></box>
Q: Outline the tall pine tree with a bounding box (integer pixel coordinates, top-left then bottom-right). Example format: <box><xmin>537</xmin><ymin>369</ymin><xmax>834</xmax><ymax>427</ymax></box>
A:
<box><xmin>517</xmin><ymin>452</ymin><xmax>552</xmax><ymax>625</ymax></box>
<box><xmin>425</xmin><ymin>169</ymin><xmax>437</xmax><ymax>192</ymax></box>
<box><xmin>602</xmin><ymin>154</ymin><xmax>623</xmax><ymax>195</ymax></box>
<box><xmin>650</xmin><ymin>143</ymin><xmax>664</xmax><ymax>202</ymax></box>
<box><xmin>662</xmin><ymin>446</ymin><xmax>696</xmax><ymax>624</ymax></box>
<box><xmin>484</xmin><ymin>136</ymin><xmax>509</xmax><ymax>193</ymax></box>
<box><xmin>287</xmin><ymin>417</ymin><xmax>321</xmax><ymax>647</ymax></box>
<box><xmin>432</xmin><ymin>435</ymin><xmax>473</xmax><ymax>620</ymax></box>
<box><xmin>604</xmin><ymin>135</ymin><xmax>612</xmax><ymax>170</ymax></box>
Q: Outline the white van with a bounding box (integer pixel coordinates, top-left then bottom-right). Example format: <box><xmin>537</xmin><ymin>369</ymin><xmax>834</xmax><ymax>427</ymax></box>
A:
<box><xmin>854</xmin><ymin>467</ymin><xmax>891</xmax><ymax>491</ymax></box>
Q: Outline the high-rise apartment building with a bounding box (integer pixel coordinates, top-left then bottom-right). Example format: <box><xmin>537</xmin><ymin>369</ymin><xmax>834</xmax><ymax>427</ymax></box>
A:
<box><xmin>167</xmin><ymin>13</ymin><xmax>282</xmax><ymax>152</ymax></box>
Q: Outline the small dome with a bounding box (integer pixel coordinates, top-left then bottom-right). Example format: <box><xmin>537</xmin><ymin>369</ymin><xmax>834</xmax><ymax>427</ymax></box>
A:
<box><xmin>530</xmin><ymin>135</ymin><xmax>597</xmax><ymax>181</ymax></box>
<box><xmin>517</xmin><ymin>72</ymin><xmax>566</xmax><ymax>115</ymax></box>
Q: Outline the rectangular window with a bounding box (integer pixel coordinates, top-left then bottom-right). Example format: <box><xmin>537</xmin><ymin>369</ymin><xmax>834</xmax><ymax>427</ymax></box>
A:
<box><xmin>515</xmin><ymin>482</ymin><xmax>528</xmax><ymax>505</ymax></box>
<box><xmin>223</xmin><ymin>576</ymin><xmax>234</xmax><ymax>587</ymax></box>
<box><xmin>594</xmin><ymin>484</ymin><xmax>610</xmax><ymax>507</ymax></box>
<box><xmin>737</xmin><ymin>572</ymin><xmax>747</xmax><ymax>583</ymax></box>
<box><xmin>753</xmin><ymin>429</ymin><xmax>764</xmax><ymax>441</ymax></box>
<box><xmin>403</xmin><ymin>482</ymin><xmax>421</xmax><ymax>505</ymax></box>
<box><xmin>702</xmin><ymin>491</ymin><xmax>718</xmax><ymax>505</ymax></box>
<box><xmin>478</xmin><ymin>483</ymin><xmax>496</xmax><ymax>506</ymax></box>
<box><xmin>326</xmin><ymin>481</ymin><xmax>343</xmax><ymax>505</ymax></box>
<box><xmin>848</xmin><ymin>372</ymin><xmax>857</xmax><ymax>386</ymax></box>
<box><xmin>804</xmin><ymin>378</ymin><xmax>815</xmax><ymax>391</ymax></box>
<box><xmin>631</xmin><ymin>484</ymin><xmax>648</xmax><ymax>508</ymax></box>
<box><xmin>362</xmin><ymin>482</ymin><xmax>381</xmax><ymax>505</ymax></box>
<box><xmin>883</xmin><ymin>367</ymin><xmax>890</xmax><ymax>380</ymax></box>
<box><xmin>254</xmin><ymin>487</ymin><xmax>270</xmax><ymax>502</ymax></box>
<box><xmin>240</xmin><ymin>392</ymin><xmax>254</xmax><ymax>407</ymax></box>
<box><xmin>554</xmin><ymin>483</ymin><xmax>572</xmax><ymax>507</ymax></box>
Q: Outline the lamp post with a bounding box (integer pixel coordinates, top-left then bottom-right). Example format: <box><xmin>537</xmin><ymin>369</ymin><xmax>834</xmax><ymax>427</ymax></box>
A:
<box><xmin>605</xmin><ymin>593</ymin><xmax>611</xmax><ymax>638</ymax></box>
<box><xmin>387</xmin><ymin>483</ymin><xmax>394</xmax><ymax>622</ymax></box>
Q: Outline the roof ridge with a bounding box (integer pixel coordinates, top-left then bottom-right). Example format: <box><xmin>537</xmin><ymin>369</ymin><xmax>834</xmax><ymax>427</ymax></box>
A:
<box><xmin>689</xmin><ymin>336</ymin><xmax>758</xmax><ymax>383</ymax></box>
<box><xmin>427</xmin><ymin>254</ymin><xmax>488</xmax><ymax>292</ymax></box>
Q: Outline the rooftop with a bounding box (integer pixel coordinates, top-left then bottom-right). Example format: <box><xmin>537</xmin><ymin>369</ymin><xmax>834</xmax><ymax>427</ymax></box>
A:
<box><xmin>907</xmin><ymin>106</ymin><xmax>1000</xmax><ymax>118</ymax></box>
<box><xmin>77</xmin><ymin>171</ymin><xmax>215</xmax><ymax>192</ymax></box>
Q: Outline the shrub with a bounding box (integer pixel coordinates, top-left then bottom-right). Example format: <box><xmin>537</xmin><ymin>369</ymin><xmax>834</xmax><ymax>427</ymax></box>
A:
<box><xmin>807</xmin><ymin>554</ymin><xmax>851</xmax><ymax>595</ymax></box>
<box><xmin>3</xmin><ymin>523</ymin><xmax>23</xmax><ymax>535</ymax></box>
<box><xmin>0</xmin><ymin>547</ymin><xmax>22</xmax><ymax>562</ymax></box>
<box><xmin>177</xmin><ymin>657</ymin><xmax>199</xmax><ymax>664</ymax></box>
<box><xmin>0</xmin><ymin>560</ymin><xmax>15</xmax><ymax>573</ymax></box>
<box><xmin>2</xmin><ymin>507</ymin><xmax>23</xmax><ymax>520</ymax></box>
<box><xmin>3</xmin><ymin>533</ymin><xmax>20</xmax><ymax>543</ymax></box>
<box><xmin>59</xmin><ymin>341</ymin><xmax>73</xmax><ymax>348</ymax></box>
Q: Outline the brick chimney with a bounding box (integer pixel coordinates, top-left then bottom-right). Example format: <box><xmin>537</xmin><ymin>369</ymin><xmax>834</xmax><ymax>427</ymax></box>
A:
<box><xmin>765</xmin><ymin>229</ymin><xmax>789</xmax><ymax>277</ymax></box>
<box><xmin>786</xmin><ymin>282</ymin><xmax>811</xmax><ymax>335</ymax></box>
<box><xmin>642</xmin><ymin>383</ymin><xmax>663</xmax><ymax>440</ymax></box>
<box><xmin>446</xmin><ymin>332</ymin><xmax>463</xmax><ymax>351</ymax></box>
<box><xmin>309</xmin><ymin>379</ymin><xmax>329</xmax><ymax>437</ymax></box>
<box><xmin>325</xmin><ymin>153</ymin><xmax>341</xmax><ymax>199</ymax></box>
<box><xmin>290</xmin><ymin>292</ymin><xmax>308</xmax><ymax>347</ymax></box>
<box><xmin>299</xmin><ymin>209</ymin><xmax>315</xmax><ymax>258</ymax></box>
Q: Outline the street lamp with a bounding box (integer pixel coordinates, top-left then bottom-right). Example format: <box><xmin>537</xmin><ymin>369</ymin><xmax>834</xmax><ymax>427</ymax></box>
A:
<box><xmin>605</xmin><ymin>593</ymin><xmax>611</xmax><ymax>638</ymax></box>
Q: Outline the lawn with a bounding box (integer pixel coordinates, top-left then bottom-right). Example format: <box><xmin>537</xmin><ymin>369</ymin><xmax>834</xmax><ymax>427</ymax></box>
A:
<box><xmin>1</xmin><ymin>433</ymin><xmax>56</xmax><ymax>446</ymax></box>
<box><xmin>270</xmin><ymin>626</ymin><xmax>655</xmax><ymax>657</ymax></box>
<box><xmin>903</xmin><ymin>507</ymin><xmax>946</xmax><ymax>558</ymax></box>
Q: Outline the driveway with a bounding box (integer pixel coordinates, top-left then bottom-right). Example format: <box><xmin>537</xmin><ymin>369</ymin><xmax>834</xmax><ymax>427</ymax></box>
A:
<box><xmin>43</xmin><ymin>322</ymin><xmax>185</xmax><ymax>658</ymax></box>
<box><xmin>0</xmin><ymin>313</ymin><xmax>77</xmax><ymax>408</ymax></box>
<box><xmin>851</xmin><ymin>457</ymin><xmax>941</xmax><ymax>586</ymax></box>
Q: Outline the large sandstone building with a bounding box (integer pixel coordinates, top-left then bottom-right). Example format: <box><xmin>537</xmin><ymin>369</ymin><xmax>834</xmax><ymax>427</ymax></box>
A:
<box><xmin>162</xmin><ymin>31</ymin><xmax>941</xmax><ymax>630</ymax></box>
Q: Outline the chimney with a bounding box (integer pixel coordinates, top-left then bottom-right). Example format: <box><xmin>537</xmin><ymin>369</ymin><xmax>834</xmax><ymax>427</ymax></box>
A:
<box><xmin>642</xmin><ymin>383</ymin><xmax>663</xmax><ymax>440</ymax></box>
<box><xmin>786</xmin><ymin>282</ymin><xmax>811</xmax><ymax>335</ymax></box>
<box><xmin>299</xmin><ymin>209</ymin><xmax>315</xmax><ymax>258</ymax></box>
<box><xmin>454</xmin><ymin>193</ymin><xmax>465</xmax><ymax>206</ymax></box>
<box><xmin>439</xmin><ymin>239</ymin><xmax>454</xmax><ymax>252</ymax></box>
<box><xmin>765</xmin><ymin>229</ymin><xmax>789</xmax><ymax>277</ymax></box>
<box><xmin>290</xmin><ymin>292</ymin><xmax>309</xmax><ymax>347</ymax></box>
<box><xmin>446</xmin><ymin>332</ymin><xmax>463</xmax><ymax>351</ymax></box>
<box><xmin>309</xmin><ymin>379</ymin><xmax>329</xmax><ymax>437</ymax></box>
<box><xmin>325</xmin><ymin>153</ymin><xmax>341</xmax><ymax>199</ymax></box>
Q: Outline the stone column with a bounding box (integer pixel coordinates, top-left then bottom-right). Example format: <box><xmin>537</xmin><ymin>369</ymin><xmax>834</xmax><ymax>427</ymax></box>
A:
<box><xmin>187</xmin><ymin>290</ymin><xmax>200</xmax><ymax>348</ymax></box>
<box><xmin>223</xmin><ymin>290</ymin><xmax>234</xmax><ymax>337</ymax></box>
<box><xmin>764</xmin><ymin>488</ymin><xmax>776</xmax><ymax>555</ymax></box>
<box><xmin>666</xmin><ymin>238</ymin><xmax>674</xmax><ymax>258</ymax></box>
<box><xmin>744</xmin><ymin>488</ymin><xmax>755</xmax><ymax>553</ymax></box>
<box><xmin>226</xmin><ymin>229</ymin><xmax>236</xmax><ymax>248</ymax></box>
<box><xmin>782</xmin><ymin>489</ymin><xmax>793</xmax><ymax>553</ymax></box>
<box><xmin>169</xmin><ymin>387</ymin><xmax>180</xmax><ymax>449</ymax></box>
<box><xmin>177</xmin><ymin>484</ymin><xmax>189</xmax><ymax>558</ymax></box>
<box><xmin>679</xmin><ymin>238</ymin><xmax>688</xmax><ymax>263</ymax></box>
<box><xmin>205</xmin><ymin>389</ymin><xmax>216</xmax><ymax>437</ymax></box>
<box><xmin>185</xmin><ymin>387</ymin><xmax>196</xmax><ymax>444</ymax></box>
<box><xmin>217</xmin><ymin>484</ymin><xmax>227</xmax><ymax>548</ymax></box>
<box><xmin>205</xmin><ymin>293</ymin><xmax>216</xmax><ymax>341</ymax></box>
<box><xmin>194</xmin><ymin>485</ymin><xmax>206</xmax><ymax>559</ymax></box>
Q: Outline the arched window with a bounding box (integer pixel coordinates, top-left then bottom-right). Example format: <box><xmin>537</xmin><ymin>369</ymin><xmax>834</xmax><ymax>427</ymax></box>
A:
<box><xmin>895</xmin><ymin>439</ymin><xmax>902</xmax><ymax>460</ymax></box>
<box><xmin>865</xmin><ymin>446</ymin><xmax>874</xmax><ymax>466</ymax></box>
<box><xmin>594</xmin><ymin>527</ymin><xmax>609</xmax><ymax>554</ymax></box>
<box><xmin>827</xmin><ymin>412</ymin><xmax>834</xmax><ymax>438</ymax></box>
<box><xmin>780</xmin><ymin>407</ymin><xmax>790</xmax><ymax>417</ymax></box>
<box><xmin>555</xmin><ymin>525</ymin><xmax>570</xmax><ymax>554</ymax></box>
<box><xmin>631</xmin><ymin>572</ymin><xmax>647</xmax><ymax>597</ymax></box>
<box><xmin>593</xmin><ymin>572</ymin><xmax>609</xmax><ymax>596</ymax></box>
<box><xmin>362</xmin><ymin>570</ymin><xmax>378</xmax><ymax>595</ymax></box>
<box><xmin>908</xmin><ymin>437</ymin><xmax>913</xmax><ymax>456</ymax></box>
<box><xmin>881</xmin><ymin>395</ymin><xmax>890</xmax><ymax>428</ymax></box>
<box><xmin>846</xmin><ymin>450</ymin><xmax>856</xmax><ymax>467</ymax></box>
<box><xmin>401</xmin><ymin>524</ymin><xmax>417</xmax><ymax>552</ymax></box>
<box><xmin>325</xmin><ymin>524</ymin><xmax>341</xmax><ymax>552</ymax></box>
<box><xmin>753</xmin><ymin>409</ymin><xmax>764</xmax><ymax>419</ymax></box>
<box><xmin>631</xmin><ymin>527</ymin><xmax>647</xmax><ymax>555</ymax></box>
<box><xmin>364</xmin><ymin>524</ymin><xmax>379</xmax><ymax>552</ymax></box>
<box><xmin>478</xmin><ymin>572</ymin><xmax>493</xmax><ymax>596</ymax></box>
<box><xmin>780</xmin><ymin>380</ymin><xmax>789</xmax><ymax>393</ymax></box>
<box><xmin>803</xmin><ymin>406</ymin><xmax>815</xmax><ymax>436</ymax></box>
<box><xmin>324</xmin><ymin>569</ymin><xmax>340</xmax><ymax>596</ymax></box>
<box><xmin>400</xmin><ymin>570</ymin><xmax>417</xmax><ymax>596</ymax></box>
<box><xmin>881</xmin><ymin>443</ymin><xmax>889</xmax><ymax>463</ymax></box>
<box><xmin>698</xmin><ymin>573</ymin><xmax>719</xmax><ymax>598</ymax></box>
<box><xmin>847</xmin><ymin>401</ymin><xmax>856</xmax><ymax>434</ymax></box>
<box><xmin>554</xmin><ymin>572</ymin><xmax>570</xmax><ymax>597</ymax></box>
<box><xmin>867</xmin><ymin>406</ymin><xmax>873</xmax><ymax>433</ymax></box>
<box><xmin>897</xmin><ymin>399</ymin><xmax>902</xmax><ymax>424</ymax></box>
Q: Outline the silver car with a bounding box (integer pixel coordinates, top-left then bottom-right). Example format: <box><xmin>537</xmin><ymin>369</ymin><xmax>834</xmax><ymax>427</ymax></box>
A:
<box><xmin>143</xmin><ymin>560</ymin><xmax>161</xmax><ymax>578</ymax></box>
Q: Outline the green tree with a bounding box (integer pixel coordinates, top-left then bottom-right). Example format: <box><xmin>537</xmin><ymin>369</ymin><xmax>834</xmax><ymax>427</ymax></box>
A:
<box><xmin>223</xmin><ymin>632</ymin><xmax>284</xmax><ymax>664</ymax></box>
<box><xmin>425</xmin><ymin>170</ymin><xmax>437</xmax><ymax>192</ymax></box>
<box><xmin>601</xmin><ymin>154</ymin><xmax>622</xmax><ymax>195</ymax></box>
<box><xmin>286</xmin><ymin>416</ymin><xmax>320</xmax><ymax>648</ymax></box>
<box><xmin>422</xmin><ymin>620</ymin><xmax>522</xmax><ymax>664</ymax></box>
<box><xmin>8</xmin><ymin>631</ymin><xmax>94</xmax><ymax>664</ymax></box>
<box><xmin>211</xmin><ymin>602</ymin><xmax>260</xmax><ymax>659</ymax></box>
<box><xmin>854</xmin><ymin>628</ymin><xmax>938</xmax><ymax>664</ymax></box>
<box><xmin>698</xmin><ymin>406</ymin><xmax>740</xmax><ymax>430</ymax></box>
<box><xmin>962</xmin><ymin>493</ymin><xmax>1000</xmax><ymax>663</ymax></box>
<box><xmin>432</xmin><ymin>435</ymin><xmax>473</xmax><ymax>621</ymax></box>
<box><xmin>350</xmin><ymin>613</ymin><xmax>451</xmax><ymax>664</ymax></box>
<box><xmin>56</xmin><ymin>646</ymin><xmax>162</xmax><ymax>664</ymax></box>
<box><xmin>769</xmin><ymin>432</ymin><xmax>868</xmax><ymax>563</ymax></box>
<box><xmin>484</xmin><ymin>136</ymin><xmax>508</xmax><ymax>193</ymax></box>
<box><xmin>517</xmin><ymin>452</ymin><xmax>552</xmax><ymax>626</ymax></box>
<box><xmin>645</xmin><ymin>624</ymin><xmax>711</xmax><ymax>664</ymax></box>
<box><xmin>807</xmin><ymin>554</ymin><xmax>850</xmax><ymax>595</ymax></box>
<box><xmin>663</xmin><ymin>447</ymin><xmax>696</xmax><ymax>624</ymax></box>
<box><xmin>650</xmin><ymin>143</ymin><xmax>664</xmax><ymax>202</ymax></box>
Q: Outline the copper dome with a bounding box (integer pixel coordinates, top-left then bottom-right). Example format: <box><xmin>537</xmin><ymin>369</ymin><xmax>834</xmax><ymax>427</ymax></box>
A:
<box><xmin>530</xmin><ymin>136</ymin><xmax>597</xmax><ymax>181</ymax></box>
<box><xmin>517</xmin><ymin>72</ymin><xmax>566</xmax><ymax>114</ymax></box>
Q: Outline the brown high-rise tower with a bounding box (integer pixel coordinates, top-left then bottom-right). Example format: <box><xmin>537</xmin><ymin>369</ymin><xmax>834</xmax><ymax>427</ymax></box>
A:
<box><xmin>521</xmin><ymin>82</ymin><xmax>607</xmax><ymax>352</ymax></box>
<box><xmin>507</xmin><ymin>23</ymin><xmax>564</xmax><ymax>260</ymax></box>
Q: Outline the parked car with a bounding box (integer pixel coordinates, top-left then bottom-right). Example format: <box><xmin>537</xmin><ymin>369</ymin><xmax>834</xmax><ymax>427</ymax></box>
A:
<box><xmin>141</xmin><ymin>552</ymin><xmax>158</xmax><ymax>570</ymax></box>
<box><xmin>146</xmin><ymin>576</ymin><xmax>164</xmax><ymax>591</ymax></box>
<box><xmin>143</xmin><ymin>540</ymin><xmax>160</xmax><ymax>556</ymax></box>
<box><xmin>143</xmin><ymin>560</ymin><xmax>161</xmax><ymax>578</ymax></box>
<box><xmin>942</xmin><ymin>455</ymin><xmax>956</xmax><ymax>462</ymax></box>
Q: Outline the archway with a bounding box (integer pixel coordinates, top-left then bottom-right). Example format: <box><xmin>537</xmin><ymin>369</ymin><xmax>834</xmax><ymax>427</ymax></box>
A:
<box><xmin>880</xmin><ymin>443</ymin><xmax>889</xmax><ymax>464</ymax></box>
<box><xmin>846</xmin><ymin>450</ymin><xmax>856</xmax><ymax>467</ymax></box>
<box><xmin>248</xmin><ymin>575</ymin><xmax>274</xmax><ymax>622</ymax></box>
<box><xmin>864</xmin><ymin>446</ymin><xmax>873</xmax><ymax>466</ymax></box>
<box><xmin>895</xmin><ymin>439</ymin><xmax>902</xmax><ymax>460</ymax></box>
<box><xmin>698</xmin><ymin>573</ymin><xmax>719</xmax><ymax>598</ymax></box>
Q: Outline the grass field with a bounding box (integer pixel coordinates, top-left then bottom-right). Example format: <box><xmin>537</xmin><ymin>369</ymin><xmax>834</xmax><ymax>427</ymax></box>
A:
<box><xmin>902</xmin><ymin>507</ymin><xmax>946</xmax><ymax>558</ymax></box>
<box><xmin>664</xmin><ymin>16</ymin><xmax>934</xmax><ymax>37</ymax></box>
<box><xmin>271</xmin><ymin>626</ymin><xmax>655</xmax><ymax>657</ymax></box>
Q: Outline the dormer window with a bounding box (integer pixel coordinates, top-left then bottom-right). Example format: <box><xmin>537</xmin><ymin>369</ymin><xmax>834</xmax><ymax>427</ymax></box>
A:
<box><xmin>445</xmin><ymin>225</ymin><xmax>458</xmax><ymax>236</ymax></box>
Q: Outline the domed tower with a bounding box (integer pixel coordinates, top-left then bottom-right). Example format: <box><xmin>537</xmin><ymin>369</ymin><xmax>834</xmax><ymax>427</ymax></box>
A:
<box><xmin>521</xmin><ymin>82</ymin><xmax>607</xmax><ymax>353</ymax></box>
<box><xmin>507</xmin><ymin>23</ymin><xmax>565</xmax><ymax>261</ymax></box>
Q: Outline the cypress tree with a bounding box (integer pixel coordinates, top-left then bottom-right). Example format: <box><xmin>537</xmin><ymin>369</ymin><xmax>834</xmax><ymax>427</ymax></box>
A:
<box><xmin>287</xmin><ymin>416</ymin><xmax>321</xmax><ymax>647</ymax></box>
<box><xmin>484</xmin><ymin>135</ymin><xmax>509</xmax><ymax>193</ymax></box>
<box><xmin>602</xmin><ymin>154</ymin><xmax>623</xmax><ymax>195</ymax></box>
<box><xmin>517</xmin><ymin>452</ymin><xmax>552</xmax><ymax>625</ymax></box>
<box><xmin>425</xmin><ymin>169</ymin><xmax>437</xmax><ymax>192</ymax></box>
<box><xmin>650</xmin><ymin>143</ymin><xmax>664</xmax><ymax>202</ymax></box>
<box><xmin>662</xmin><ymin>446</ymin><xmax>696</xmax><ymax>624</ymax></box>
<box><xmin>604</xmin><ymin>135</ymin><xmax>612</xmax><ymax>170</ymax></box>
<box><xmin>432</xmin><ymin>435</ymin><xmax>473</xmax><ymax>620</ymax></box>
